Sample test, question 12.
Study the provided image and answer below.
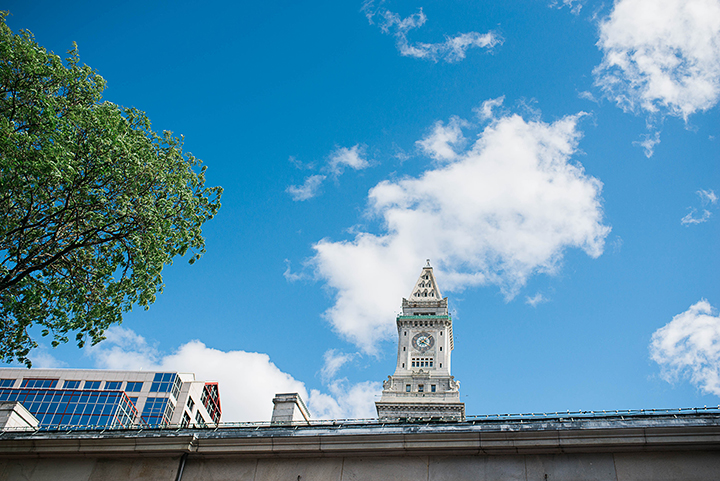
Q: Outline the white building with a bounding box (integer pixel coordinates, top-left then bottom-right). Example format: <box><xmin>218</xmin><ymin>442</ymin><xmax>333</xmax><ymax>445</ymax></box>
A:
<box><xmin>0</xmin><ymin>368</ymin><xmax>220</xmax><ymax>428</ymax></box>
<box><xmin>376</xmin><ymin>261</ymin><xmax>465</xmax><ymax>421</ymax></box>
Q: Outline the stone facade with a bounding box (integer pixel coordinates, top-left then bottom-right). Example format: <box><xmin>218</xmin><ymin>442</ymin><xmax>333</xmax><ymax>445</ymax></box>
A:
<box><xmin>271</xmin><ymin>393</ymin><xmax>311</xmax><ymax>425</ymax></box>
<box><xmin>376</xmin><ymin>262</ymin><xmax>465</xmax><ymax>421</ymax></box>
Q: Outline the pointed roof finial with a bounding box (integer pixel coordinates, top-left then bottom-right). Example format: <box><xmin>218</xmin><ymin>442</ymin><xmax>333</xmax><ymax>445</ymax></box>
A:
<box><xmin>409</xmin><ymin>261</ymin><xmax>441</xmax><ymax>300</ymax></box>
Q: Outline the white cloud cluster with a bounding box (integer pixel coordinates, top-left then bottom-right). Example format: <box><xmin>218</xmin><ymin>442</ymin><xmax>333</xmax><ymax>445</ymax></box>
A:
<box><xmin>287</xmin><ymin>145</ymin><xmax>369</xmax><ymax>201</ymax></box>
<box><xmin>475</xmin><ymin>96</ymin><xmax>506</xmax><ymax>121</ymax></box>
<box><xmin>362</xmin><ymin>2</ymin><xmax>502</xmax><ymax>62</ymax></box>
<box><xmin>681</xmin><ymin>189</ymin><xmax>718</xmax><ymax>225</ymax></box>
<box><xmin>286</xmin><ymin>175</ymin><xmax>326</xmax><ymax>201</ymax></box>
<box><xmin>310</xmin><ymin>106</ymin><xmax>610</xmax><ymax>353</ymax></box>
<box><xmin>327</xmin><ymin>145</ymin><xmax>370</xmax><ymax>175</ymax></box>
<box><xmin>88</xmin><ymin>327</ymin><xmax>307</xmax><ymax>422</ymax></box>
<box><xmin>594</xmin><ymin>0</ymin><xmax>720</xmax><ymax>120</ymax></box>
<box><xmin>550</xmin><ymin>0</ymin><xmax>585</xmax><ymax>15</ymax></box>
<box><xmin>632</xmin><ymin>131</ymin><xmax>661</xmax><ymax>158</ymax></box>
<box><xmin>320</xmin><ymin>349</ymin><xmax>356</xmax><ymax>381</ymax></box>
<box><xmin>525</xmin><ymin>292</ymin><xmax>548</xmax><ymax>307</ymax></box>
<box><xmin>86</xmin><ymin>327</ymin><xmax>379</xmax><ymax>422</ymax></box>
<box><xmin>308</xmin><ymin>380</ymin><xmax>382</xmax><ymax>420</ymax></box>
<box><xmin>650</xmin><ymin>299</ymin><xmax>720</xmax><ymax>395</ymax></box>
<box><xmin>417</xmin><ymin>116</ymin><xmax>467</xmax><ymax>161</ymax></box>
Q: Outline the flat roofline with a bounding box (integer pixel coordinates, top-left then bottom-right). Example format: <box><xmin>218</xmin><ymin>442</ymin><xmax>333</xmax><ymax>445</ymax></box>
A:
<box><xmin>1</xmin><ymin>411</ymin><xmax>719</xmax><ymax>458</ymax></box>
<box><xmin>2</xmin><ymin>407</ymin><xmax>718</xmax><ymax>434</ymax></box>
<box><xmin>0</xmin><ymin>368</ymin><xmax>182</xmax><ymax>374</ymax></box>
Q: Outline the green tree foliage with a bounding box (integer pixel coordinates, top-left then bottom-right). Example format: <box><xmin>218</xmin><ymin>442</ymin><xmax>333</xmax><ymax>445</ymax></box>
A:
<box><xmin>0</xmin><ymin>13</ymin><xmax>222</xmax><ymax>366</ymax></box>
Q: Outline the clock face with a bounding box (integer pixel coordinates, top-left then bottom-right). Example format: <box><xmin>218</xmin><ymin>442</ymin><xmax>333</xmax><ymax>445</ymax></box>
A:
<box><xmin>412</xmin><ymin>332</ymin><xmax>435</xmax><ymax>352</ymax></box>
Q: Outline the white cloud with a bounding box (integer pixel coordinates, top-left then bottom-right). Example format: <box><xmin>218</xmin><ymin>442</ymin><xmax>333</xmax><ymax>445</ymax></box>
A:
<box><xmin>650</xmin><ymin>299</ymin><xmax>720</xmax><ymax>395</ymax></box>
<box><xmin>89</xmin><ymin>327</ymin><xmax>307</xmax><ymax>422</ymax></box>
<box><xmin>594</xmin><ymin>0</ymin><xmax>720</xmax><ymax>120</ymax></box>
<box><xmin>308</xmin><ymin>380</ymin><xmax>382</xmax><ymax>420</ymax></box>
<box><xmin>578</xmin><ymin>91</ymin><xmax>598</xmax><ymax>103</ymax></box>
<box><xmin>88</xmin><ymin>327</ymin><xmax>381</xmax><ymax>422</ymax></box>
<box><xmin>475</xmin><ymin>96</ymin><xmax>506</xmax><ymax>121</ymax></box>
<box><xmin>286</xmin><ymin>174</ymin><xmax>326</xmax><ymax>201</ymax></box>
<box><xmin>632</xmin><ymin>131</ymin><xmax>661</xmax><ymax>157</ymax></box>
<box><xmin>286</xmin><ymin>145</ymin><xmax>370</xmax><ymax>201</ymax></box>
<box><xmin>681</xmin><ymin>208</ymin><xmax>712</xmax><ymax>225</ymax></box>
<box><xmin>327</xmin><ymin>145</ymin><xmax>370</xmax><ymax>175</ymax></box>
<box><xmin>681</xmin><ymin>189</ymin><xmax>718</xmax><ymax>225</ymax></box>
<box><xmin>29</xmin><ymin>349</ymin><xmax>67</xmax><ymax>369</ymax></box>
<box><xmin>310</xmin><ymin>108</ymin><xmax>610</xmax><ymax>353</ymax></box>
<box><xmin>320</xmin><ymin>349</ymin><xmax>355</xmax><ymax>381</ymax></box>
<box><xmin>698</xmin><ymin>189</ymin><xmax>719</xmax><ymax>205</ymax></box>
<box><xmin>416</xmin><ymin>116</ymin><xmax>467</xmax><ymax>161</ymax></box>
<box><xmin>526</xmin><ymin>293</ymin><xmax>548</xmax><ymax>307</ymax></box>
<box><xmin>362</xmin><ymin>2</ymin><xmax>502</xmax><ymax>63</ymax></box>
<box><xmin>289</xmin><ymin>155</ymin><xmax>316</xmax><ymax>170</ymax></box>
<box><xmin>550</xmin><ymin>0</ymin><xmax>585</xmax><ymax>15</ymax></box>
<box><xmin>283</xmin><ymin>259</ymin><xmax>309</xmax><ymax>282</ymax></box>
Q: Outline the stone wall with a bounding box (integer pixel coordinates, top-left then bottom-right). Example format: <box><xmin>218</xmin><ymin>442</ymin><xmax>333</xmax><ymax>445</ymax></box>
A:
<box><xmin>1</xmin><ymin>412</ymin><xmax>719</xmax><ymax>481</ymax></box>
<box><xmin>3</xmin><ymin>451</ymin><xmax>720</xmax><ymax>481</ymax></box>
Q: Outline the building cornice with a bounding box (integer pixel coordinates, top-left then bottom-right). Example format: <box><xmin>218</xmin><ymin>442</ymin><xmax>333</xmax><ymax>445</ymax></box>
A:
<box><xmin>1</xmin><ymin>413</ymin><xmax>719</xmax><ymax>458</ymax></box>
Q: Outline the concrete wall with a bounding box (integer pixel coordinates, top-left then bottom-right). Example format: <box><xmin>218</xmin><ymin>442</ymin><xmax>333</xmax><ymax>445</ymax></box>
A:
<box><xmin>2</xmin><ymin>413</ymin><xmax>719</xmax><ymax>481</ymax></box>
<box><xmin>183</xmin><ymin>452</ymin><xmax>720</xmax><ymax>481</ymax></box>
<box><xmin>2</xmin><ymin>451</ymin><xmax>720</xmax><ymax>481</ymax></box>
<box><xmin>0</xmin><ymin>457</ymin><xmax>181</xmax><ymax>481</ymax></box>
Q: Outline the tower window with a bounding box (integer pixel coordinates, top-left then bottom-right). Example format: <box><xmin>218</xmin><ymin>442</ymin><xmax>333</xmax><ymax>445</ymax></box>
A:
<box><xmin>411</xmin><ymin>357</ymin><xmax>434</xmax><ymax>368</ymax></box>
<box><xmin>403</xmin><ymin>346</ymin><xmax>405</xmax><ymax>351</ymax></box>
<box><xmin>440</xmin><ymin>347</ymin><xmax>442</xmax><ymax>351</ymax></box>
<box><xmin>418</xmin><ymin>385</ymin><xmax>424</xmax><ymax>393</ymax></box>
<box><xmin>406</xmin><ymin>385</ymin><xmax>411</xmax><ymax>392</ymax></box>
<box><xmin>431</xmin><ymin>385</ymin><xmax>436</xmax><ymax>393</ymax></box>
<box><xmin>404</xmin><ymin>331</ymin><xmax>407</xmax><ymax>336</ymax></box>
<box><xmin>440</xmin><ymin>363</ymin><xmax>442</xmax><ymax>368</ymax></box>
<box><xmin>402</xmin><ymin>363</ymin><xmax>405</xmax><ymax>368</ymax></box>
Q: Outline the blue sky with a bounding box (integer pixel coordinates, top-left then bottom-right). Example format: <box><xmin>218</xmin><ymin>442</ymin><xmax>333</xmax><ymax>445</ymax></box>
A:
<box><xmin>5</xmin><ymin>0</ymin><xmax>719</xmax><ymax>421</ymax></box>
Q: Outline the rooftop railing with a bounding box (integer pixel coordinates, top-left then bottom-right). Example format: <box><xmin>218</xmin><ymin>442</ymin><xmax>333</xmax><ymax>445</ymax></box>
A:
<box><xmin>2</xmin><ymin>405</ymin><xmax>719</xmax><ymax>433</ymax></box>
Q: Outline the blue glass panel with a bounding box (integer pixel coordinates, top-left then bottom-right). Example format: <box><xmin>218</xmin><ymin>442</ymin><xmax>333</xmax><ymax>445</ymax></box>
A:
<box><xmin>125</xmin><ymin>382</ymin><xmax>143</xmax><ymax>392</ymax></box>
<box><xmin>21</xmin><ymin>379</ymin><xmax>59</xmax><ymax>388</ymax></box>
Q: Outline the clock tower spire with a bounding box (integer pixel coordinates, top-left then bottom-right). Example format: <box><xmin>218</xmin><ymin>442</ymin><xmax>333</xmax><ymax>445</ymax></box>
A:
<box><xmin>375</xmin><ymin>261</ymin><xmax>465</xmax><ymax>421</ymax></box>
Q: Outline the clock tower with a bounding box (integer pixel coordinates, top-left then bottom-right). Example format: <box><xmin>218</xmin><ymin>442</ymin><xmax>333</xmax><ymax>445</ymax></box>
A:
<box><xmin>375</xmin><ymin>261</ymin><xmax>465</xmax><ymax>421</ymax></box>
